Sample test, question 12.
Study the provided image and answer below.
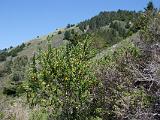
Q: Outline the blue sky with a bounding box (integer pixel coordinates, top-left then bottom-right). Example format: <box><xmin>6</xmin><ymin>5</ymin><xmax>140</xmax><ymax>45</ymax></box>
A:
<box><xmin>0</xmin><ymin>0</ymin><xmax>160</xmax><ymax>49</ymax></box>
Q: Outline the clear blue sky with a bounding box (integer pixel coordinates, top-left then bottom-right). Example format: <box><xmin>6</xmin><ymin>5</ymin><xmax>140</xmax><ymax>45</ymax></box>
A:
<box><xmin>0</xmin><ymin>0</ymin><xmax>160</xmax><ymax>49</ymax></box>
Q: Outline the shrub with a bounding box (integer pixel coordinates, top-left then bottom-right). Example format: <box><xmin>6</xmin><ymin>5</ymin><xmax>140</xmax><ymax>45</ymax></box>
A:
<box><xmin>11</xmin><ymin>72</ymin><xmax>23</xmax><ymax>82</ymax></box>
<box><xmin>3</xmin><ymin>87</ymin><xmax>17</xmax><ymax>96</ymax></box>
<box><xmin>0</xmin><ymin>52</ymin><xmax>7</xmax><ymax>61</ymax></box>
<box><xmin>10</xmin><ymin>55</ymin><xmax>28</xmax><ymax>82</ymax></box>
<box><xmin>66</xmin><ymin>24</ymin><xmax>75</xmax><ymax>29</ymax></box>
<box><xmin>0</xmin><ymin>72</ymin><xmax>3</xmax><ymax>77</ymax></box>
<box><xmin>29</xmin><ymin>109</ymin><xmax>48</xmax><ymax>120</ymax></box>
<box><xmin>8</xmin><ymin>43</ymin><xmax>26</xmax><ymax>57</ymax></box>
<box><xmin>94</xmin><ymin>41</ymin><xmax>153</xmax><ymax>119</ymax></box>
<box><xmin>12</xmin><ymin>55</ymin><xmax>28</xmax><ymax>71</ymax></box>
<box><xmin>10</xmin><ymin>46</ymin><xmax>13</xmax><ymax>49</ymax></box>
<box><xmin>71</xmin><ymin>24</ymin><xmax>75</xmax><ymax>27</ymax></box>
<box><xmin>0</xmin><ymin>54</ymin><xmax>6</xmax><ymax>61</ymax></box>
<box><xmin>63</xmin><ymin>29</ymin><xmax>80</xmax><ymax>45</ymax></box>
<box><xmin>92</xmin><ymin>28</ymin><xmax>122</xmax><ymax>50</ymax></box>
<box><xmin>58</xmin><ymin>30</ymin><xmax>62</xmax><ymax>34</ymax></box>
<box><xmin>63</xmin><ymin>30</ymin><xmax>71</xmax><ymax>40</ymax></box>
<box><xmin>22</xmin><ymin>37</ymin><xmax>98</xmax><ymax>119</ymax></box>
<box><xmin>1</xmin><ymin>60</ymin><xmax>12</xmax><ymax>75</ymax></box>
<box><xmin>141</xmin><ymin>14</ymin><xmax>160</xmax><ymax>42</ymax></box>
<box><xmin>66</xmin><ymin>24</ymin><xmax>71</xmax><ymax>28</ymax></box>
<box><xmin>2</xmin><ymin>56</ymin><xmax>28</xmax><ymax>97</ymax></box>
<box><xmin>27</xmin><ymin>43</ymin><xmax>31</xmax><ymax>46</ymax></box>
<box><xmin>0</xmin><ymin>112</ymin><xmax>4</xmax><ymax>119</ymax></box>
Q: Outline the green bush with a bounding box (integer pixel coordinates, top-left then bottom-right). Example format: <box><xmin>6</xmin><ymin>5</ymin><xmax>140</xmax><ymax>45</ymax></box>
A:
<box><xmin>109</xmin><ymin>21</ymin><xmax>127</xmax><ymax>38</ymax></box>
<box><xmin>0</xmin><ymin>60</ymin><xmax>12</xmax><ymax>75</ymax></box>
<box><xmin>3</xmin><ymin>87</ymin><xmax>17</xmax><ymax>96</ymax></box>
<box><xmin>8</xmin><ymin>43</ymin><xmax>26</xmax><ymax>57</ymax></box>
<box><xmin>0</xmin><ymin>112</ymin><xmax>4</xmax><ymax>119</ymax></box>
<box><xmin>63</xmin><ymin>29</ymin><xmax>81</xmax><ymax>46</ymax></box>
<box><xmin>11</xmin><ymin>72</ymin><xmax>23</xmax><ymax>82</ymax></box>
<box><xmin>66</xmin><ymin>24</ymin><xmax>75</xmax><ymax>28</ymax></box>
<box><xmin>58</xmin><ymin>30</ymin><xmax>62</xmax><ymax>34</ymax></box>
<box><xmin>94</xmin><ymin>41</ymin><xmax>153</xmax><ymax>119</ymax></box>
<box><xmin>66</xmin><ymin>24</ymin><xmax>71</xmax><ymax>28</ymax></box>
<box><xmin>12</xmin><ymin>55</ymin><xmax>28</xmax><ymax>71</ymax></box>
<box><xmin>23</xmin><ymin>38</ymin><xmax>98</xmax><ymax>119</ymax></box>
<box><xmin>140</xmin><ymin>13</ymin><xmax>160</xmax><ymax>43</ymax></box>
<box><xmin>2</xmin><ymin>56</ymin><xmax>28</xmax><ymax>96</ymax></box>
<box><xmin>0</xmin><ymin>53</ymin><xmax>7</xmax><ymax>61</ymax></box>
<box><xmin>10</xmin><ymin>55</ymin><xmax>28</xmax><ymax>82</ymax></box>
<box><xmin>29</xmin><ymin>109</ymin><xmax>48</xmax><ymax>120</ymax></box>
<box><xmin>91</xmin><ymin>28</ymin><xmax>123</xmax><ymax>51</ymax></box>
<box><xmin>63</xmin><ymin>30</ymin><xmax>71</xmax><ymax>40</ymax></box>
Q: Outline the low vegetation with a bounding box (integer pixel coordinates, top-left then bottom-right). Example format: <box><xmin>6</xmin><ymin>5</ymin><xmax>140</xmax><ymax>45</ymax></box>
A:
<box><xmin>0</xmin><ymin>1</ymin><xmax>160</xmax><ymax>120</ymax></box>
<box><xmin>0</xmin><ymin>43</ymin><xmax>26</xmax><ymax>62</ymax></box>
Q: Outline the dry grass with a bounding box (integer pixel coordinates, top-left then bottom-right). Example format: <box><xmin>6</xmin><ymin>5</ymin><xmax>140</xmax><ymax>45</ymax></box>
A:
<box><xmin>2</xmin><ymin>99</ymin><xmax>30</xmax><ymax>120</ymax></box>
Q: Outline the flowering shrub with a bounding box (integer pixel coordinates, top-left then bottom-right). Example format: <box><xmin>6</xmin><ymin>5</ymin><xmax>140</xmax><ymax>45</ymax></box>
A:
<box><xmin>23</xmin><ymin>37</ymin><xmax>97</xmax><ymax>119</ymax></box>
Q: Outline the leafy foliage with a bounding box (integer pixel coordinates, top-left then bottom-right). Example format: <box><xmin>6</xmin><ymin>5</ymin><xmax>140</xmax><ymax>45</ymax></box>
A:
<box><xmin>92</xmin><ymin>28</ymin><xmax>121</xmax><ymax>50</ymax></box>
<box><xmin>139</xmin><ymin>12</ymin><xmax>160</xmax><ymax>43</ymax></box>
<box><xmin>131</xmin><ymin>1</ymin><xmax>157</xmax><ymax>34</ymax></box>
<box><xmin>58</xmin><ymin>30</ymin><xmax>62</xmax><ymax>34</ymax></box>
<box><xmin>94</xmin><ymin>41</ymin><xmax>153</xmax><ymax>119</ymax></box>
<box><xmin>0</xmin><ymin>52</ymin><xmax>7</xmax><ymax>61</ymax></box>
<box><xmin>22</xmin><ymin>38</ymin><xmax>98</xmax><ymax>119</ymax></box>
<box><xmin>0</xmin><ymin>60</ymin><xmax>12</xmax><ymax>77</ymax></box>
<box><xmin>8</xmin><ymin>43</ymin><xmax>26</xmax><ymax>57</ymax></box>
<box><xmin>66</xmin><ymin>24</ymin><xmax>75</xmax><ymax>29</ymax></box>
<box><xmin>109</xmin><ymin>21</ymin><xmax>127</xmax><ymax>38</ymax></box>
<box><xmin>2</xmin><ymin>55</ymin><xmax>28</xmax><ymax>96</ymax></box>
<box><xmin>1</xmin><ymin>2</ymin><xmax>160</xmax><ymax>119</ymax></box>
<box><xmin>0</xmin><ymin>43</ymin><xmax>26</xmax><ymax>61</ymax></box>
<box><xmin>29</xmin><ymin>109</ymin><xmax>48</xmax><ymax>120</ymax></box>
<box><xmin>145</xmin><ymin>1</ymin><xmax>154</xmax><ymax>11</ymax></box>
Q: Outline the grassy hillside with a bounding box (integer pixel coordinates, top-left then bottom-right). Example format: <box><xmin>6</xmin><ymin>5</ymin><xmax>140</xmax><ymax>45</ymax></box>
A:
<box><xmin>0</xmin><ymin>3</ymin><xmax>160</xmax><ymax>119</ymax></box>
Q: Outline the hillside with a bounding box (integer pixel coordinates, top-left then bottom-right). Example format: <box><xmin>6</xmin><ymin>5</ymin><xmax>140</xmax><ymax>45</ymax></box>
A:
<box><xmin>0</xmin><ymin>2</ymin><xmax>160</xmax><ymax>120</ymax></box>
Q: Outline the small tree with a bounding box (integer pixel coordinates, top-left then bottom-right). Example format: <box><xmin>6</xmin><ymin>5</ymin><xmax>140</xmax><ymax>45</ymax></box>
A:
<box><xmin>145</xmin><ymin>1</ymin><xmax>154</xmax><ymax>12</ymax></box>
<box><xmin>64</xmin><ymin>30</ymin><xmax>71</xmax><ymax>40</ymax></box>
<box><xmin>58</xmin><ymin>30</ymin><xmax>62</xmax><ymax>34</ymax></box>
<box><xmin>66</xmin><ymin>24</ymin><xmax>71</xmax><ymax>28</ymax></box>
<box><xmin>0</xmin><ymin>53</ymin><xmax>7</xmax><ymax>61</ymax></box>
<box><xmin>10</xmin><ymin>46</ymin><xmax>13</xmax><ymax>49</ymax></box>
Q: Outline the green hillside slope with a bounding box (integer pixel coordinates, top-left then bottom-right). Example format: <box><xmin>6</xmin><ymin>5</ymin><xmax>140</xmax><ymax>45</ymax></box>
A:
<box><xmin>0</xmin><ymin>2</ymin><xmax>160</xmax><ymax>119</ymax></box>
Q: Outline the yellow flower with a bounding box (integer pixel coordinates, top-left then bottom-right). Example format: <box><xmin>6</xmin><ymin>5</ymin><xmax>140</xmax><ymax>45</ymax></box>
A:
<box><xmin>65</xmin><ymin>77</ymin><xmax>68</xmax><ymax>80</ymax></box>
<box><xmin>31</xmin><ymin>76</ymin><xmax>37</xmax><ymax>80</ymax></box>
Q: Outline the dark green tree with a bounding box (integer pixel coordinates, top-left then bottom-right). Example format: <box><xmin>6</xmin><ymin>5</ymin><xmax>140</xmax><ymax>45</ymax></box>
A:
<box><xmin>66</xmin><ymin>24</ymin><xmax>71</xmax><ymax>28</ymax></box>
<box><xmin>58</xmin><ymin>30</ymin><xmax>62</xmax><ymax>34</ymax></box>
<box><xmin>64</xmin><ymin>30</ymin><xmax>71</xmax><ymax>40</ymax></box>
<box><xmin>145</xmin><ymin>1</ymin><xmax>154</xmax><ymax>11</ymax></box>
